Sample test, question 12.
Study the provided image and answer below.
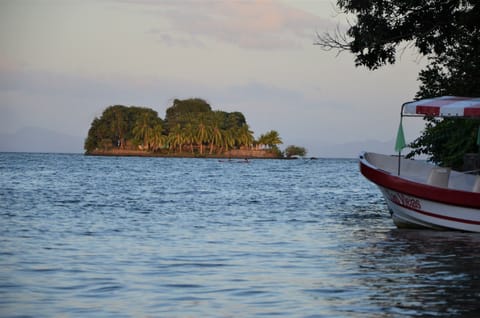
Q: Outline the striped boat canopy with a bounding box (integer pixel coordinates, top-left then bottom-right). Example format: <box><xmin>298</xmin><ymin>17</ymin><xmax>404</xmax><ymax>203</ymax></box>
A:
<box><xmin>403</xmin><ymin>96</ymin><xmax>480</xmax><ymax>118</ymax></box>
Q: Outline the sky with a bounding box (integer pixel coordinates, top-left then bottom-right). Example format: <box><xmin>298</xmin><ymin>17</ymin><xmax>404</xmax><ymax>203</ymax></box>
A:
<box><xmin>0</xmin><ymin>0</ymin><xmax>427</xmax><ymax>156</ymax></box>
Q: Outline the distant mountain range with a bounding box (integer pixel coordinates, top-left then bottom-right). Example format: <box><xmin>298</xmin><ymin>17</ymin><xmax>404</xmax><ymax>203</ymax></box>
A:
<box><xmin>317</xmin><ymin>139</ymin><xmax>397</xmax><ymax>158</ymax></box>
<box><xmin>0</xmin><ymin>127</ymin><xmax>84</xmax><ymax>153</ymax></box>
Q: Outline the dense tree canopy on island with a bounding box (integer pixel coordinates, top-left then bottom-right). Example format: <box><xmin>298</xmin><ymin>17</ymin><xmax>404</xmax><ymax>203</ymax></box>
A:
<box><xmin>84</xmin><ymin>98</ymin><xmax>299</xmax><ymax>158</ymax></box>
<box><xmin>284</xmin><ymin>145</ymin><xmax>307</xmax><ymax>158</ymax></box>
<box><xmin>316</xmin><ymin>0</ymin><xmax>480</xmax><ymax>168</ymax></box>
<box><xmin>84</xmin><ymin>105</ymin><xmax>163</xmax><ymax>152</ymax></box>
<box><xmin>165</xmin><ymin>98</ymin><xmax>212</xmax><ymax>131</ymax></box>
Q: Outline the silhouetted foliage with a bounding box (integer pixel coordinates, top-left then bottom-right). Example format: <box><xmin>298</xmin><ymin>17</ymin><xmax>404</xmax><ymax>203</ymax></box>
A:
<box><xmin>317</xmin><ymin>1</ymin><xmax>479</xmax><ymax>70</ymax></box>
<box><xmin>408</xmin><ymin>17</ymin><xmax>480</xmax><ymax>168</ymax></box>
<box><xmin>407</xmin><ymin>118</ymin><xmax>479</xmax><ymax>169</ymax></box>
<box><xmin>317</xmin><ymin>1</ymin><xmax>480</xmax><ymax>166</ymax></box>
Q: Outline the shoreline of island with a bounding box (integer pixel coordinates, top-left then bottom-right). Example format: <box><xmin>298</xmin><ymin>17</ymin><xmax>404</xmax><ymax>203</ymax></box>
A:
<box><xmin>85</xmin><ymin>148</ymin><xmax>286</xmax><ymax>159</ymax></box>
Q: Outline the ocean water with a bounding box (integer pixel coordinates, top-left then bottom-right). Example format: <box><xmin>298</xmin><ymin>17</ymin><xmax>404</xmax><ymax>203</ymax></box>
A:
<box><xmin>1</xmin><ymin>153</ymin><xmax>479</xmax><ymax>317</ymax></box>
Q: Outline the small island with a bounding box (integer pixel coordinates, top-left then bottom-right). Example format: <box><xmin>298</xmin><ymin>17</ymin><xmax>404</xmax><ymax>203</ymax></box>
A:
<box><xmin>84</xmin><ymin>98</ymin><xmax>307</xmax><ymax>159</ymax></box>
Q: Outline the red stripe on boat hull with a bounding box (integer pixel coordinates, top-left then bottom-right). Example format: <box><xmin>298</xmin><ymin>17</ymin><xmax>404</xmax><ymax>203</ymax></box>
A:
<box><xmin>464</xmin><ymin>107</ymin><xmax>480</xmax><ymax>117</ymax></box>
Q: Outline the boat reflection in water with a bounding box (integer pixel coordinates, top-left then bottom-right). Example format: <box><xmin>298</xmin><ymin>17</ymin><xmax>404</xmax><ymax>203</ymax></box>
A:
<box><xmin>350</xmin><ymin>228</ymin><xmax>480</xmax><ymax>316</ymax></box>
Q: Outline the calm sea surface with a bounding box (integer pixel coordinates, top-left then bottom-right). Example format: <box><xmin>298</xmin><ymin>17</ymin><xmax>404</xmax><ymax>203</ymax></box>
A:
<box><xmin>1</xmin><ymin>153</ymin><xmax>479</xmax><ymax>317</ymax></box>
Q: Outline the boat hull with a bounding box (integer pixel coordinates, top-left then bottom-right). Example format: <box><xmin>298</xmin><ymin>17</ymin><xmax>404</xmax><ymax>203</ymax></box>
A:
<box><xmin>377</xmin><ymin>186</ymin><xmax>480</xmax><ymax>232</ymax></box>
<box><xmin>359</xmin><ymin>152</ymin><xmax>480</xmax><ymax>232</ymax></box>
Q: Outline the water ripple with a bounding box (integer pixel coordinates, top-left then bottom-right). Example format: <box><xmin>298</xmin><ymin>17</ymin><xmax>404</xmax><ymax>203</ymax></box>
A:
<box><xmin>1</xmin><ymin>154</ymin><xmax>479</xmax><ymax>317</ymax></box>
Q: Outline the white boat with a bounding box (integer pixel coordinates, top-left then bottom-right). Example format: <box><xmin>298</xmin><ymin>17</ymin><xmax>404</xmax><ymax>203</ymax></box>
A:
<box><xmin>359</xmin><ymin>96</ymin><xmax>480</xmax><ymax>232</ymax></box>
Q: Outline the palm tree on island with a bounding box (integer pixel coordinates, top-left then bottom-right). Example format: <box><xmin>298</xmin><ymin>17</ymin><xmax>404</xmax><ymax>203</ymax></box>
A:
<box><xmin>84</xmin><ymin>98</ymin><xmax>306</xmax><ymax>159</ymax></box>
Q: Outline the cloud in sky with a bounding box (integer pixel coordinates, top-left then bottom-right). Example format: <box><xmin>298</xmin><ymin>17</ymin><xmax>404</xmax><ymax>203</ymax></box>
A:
<box><xmin>0</xmin><ymin>0</ymin><xmax>427</xmax><ymax>156</ymax></box>
<box><xmin>136</xmin><ymin>0</ymin><xmax>327</xmax><ymax>49</ymax></box>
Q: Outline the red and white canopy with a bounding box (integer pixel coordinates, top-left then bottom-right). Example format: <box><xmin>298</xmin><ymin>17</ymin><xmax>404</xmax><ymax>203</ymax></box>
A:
<box><xmin>403</xmin><ymin>96</ymin><xmax>480</xmax><ymax>118</ymax></box>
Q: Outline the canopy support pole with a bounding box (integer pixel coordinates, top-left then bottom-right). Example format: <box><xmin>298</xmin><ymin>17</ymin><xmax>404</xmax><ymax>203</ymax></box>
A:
<box><xmin>397</xmin><ymin>151</ymin><xmax>401</xmax><ymax>176</ymax></box>
<box><xmin>477</xmin><ymin>126</ymin><xmax>480</xmax><ymax>154</ymax></box>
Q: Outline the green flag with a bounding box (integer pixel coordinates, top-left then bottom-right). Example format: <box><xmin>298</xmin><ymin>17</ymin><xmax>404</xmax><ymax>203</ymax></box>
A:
<box><xmin>395</xmin><ymin>119</ymin><xmax>406</xmax><ymax>153</ymax></box>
